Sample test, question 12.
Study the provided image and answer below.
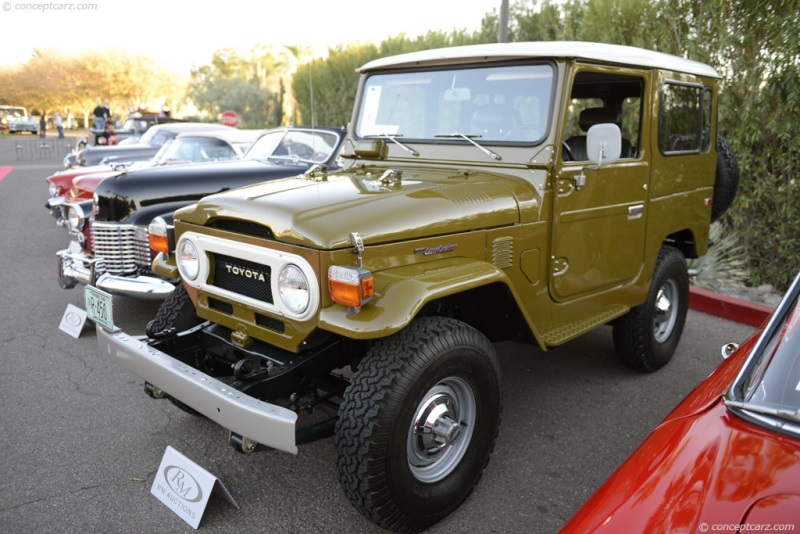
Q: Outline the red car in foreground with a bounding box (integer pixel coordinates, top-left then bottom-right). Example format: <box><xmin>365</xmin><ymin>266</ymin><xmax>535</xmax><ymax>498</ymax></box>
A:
<box><xmin>562</xmin><ymin>273</ymin><xmax>800</xmax><ymax>533</ymax></box>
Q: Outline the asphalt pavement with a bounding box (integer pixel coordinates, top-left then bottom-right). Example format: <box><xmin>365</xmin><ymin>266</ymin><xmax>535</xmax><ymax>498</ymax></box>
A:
<box><xmin>0</xmin><ymin>133</ymin><xmax>757</xmax><ymax>533</ymax></box>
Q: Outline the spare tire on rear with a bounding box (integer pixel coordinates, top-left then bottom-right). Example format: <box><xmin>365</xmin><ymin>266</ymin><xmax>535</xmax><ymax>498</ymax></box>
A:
<box><xmin>711</xmin><ymin>136</ymin><xmax>739</xmax><ymax>222</ymax></box>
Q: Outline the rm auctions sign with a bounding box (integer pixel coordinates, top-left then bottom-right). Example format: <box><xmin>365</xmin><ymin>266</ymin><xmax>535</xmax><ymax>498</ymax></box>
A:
<box><xmin>151</xmin><ymin>446</ymin><xmax>238</xmax><ymax>529</ymax></box>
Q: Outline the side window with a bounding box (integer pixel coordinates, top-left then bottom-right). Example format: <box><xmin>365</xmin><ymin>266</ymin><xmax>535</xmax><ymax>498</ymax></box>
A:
<box><xmin>658</xmin><ymin>82</ymin><xmax>713</xmax><ymax>154</ymax></box>
<box><xmin>563</xmin><ymin>71</ymin><xmax>643</xmax><ymax>161</ymax></box>
<box><xmin>702</xmin><ymin>88</ymin><xmax>713</xmax><ymax>151</ymax></box>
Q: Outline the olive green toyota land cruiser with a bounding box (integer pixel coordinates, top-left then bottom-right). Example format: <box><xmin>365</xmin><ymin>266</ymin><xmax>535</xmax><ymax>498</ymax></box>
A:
<box><xmin>92</xmin><ymin>42</ymin><xmax>738</xmax><ymax>532</ymax></box>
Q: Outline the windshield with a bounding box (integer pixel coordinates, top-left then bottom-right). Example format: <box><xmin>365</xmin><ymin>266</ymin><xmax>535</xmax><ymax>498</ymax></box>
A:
<box><xmin>727</xmin><ymin>272</ymin><xmax>800</xmax><ymax>435</ymax></box>
<box><xmin>139</xmin><ymin>128</ymin><xmax>176</xmax><ymax>147</ymax></box>
<box><xmin>245</xmin><ymin>129</ymin><xmax>341</xmax><ymax>164</ymax></box>
<box><xmin>1</xmin><ymin>107</ymin><xmax>28</xmax><ymax>120</ymax></box>
<box><xmin>156</xmin><ymin>136</ymin><xmax>239</xmax><ymax>163</ymax></box>
<box><xmin>355</xmin><ymin>63</ymin><xmax>555</xmax><ymax>144</ymax></box>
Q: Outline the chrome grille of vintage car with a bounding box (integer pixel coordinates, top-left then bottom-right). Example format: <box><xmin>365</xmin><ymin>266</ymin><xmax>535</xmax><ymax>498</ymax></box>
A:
<box><xmin>91</xmin><ymin>222</ymin><xmax>151</xmax><ymax>275</ymax></box>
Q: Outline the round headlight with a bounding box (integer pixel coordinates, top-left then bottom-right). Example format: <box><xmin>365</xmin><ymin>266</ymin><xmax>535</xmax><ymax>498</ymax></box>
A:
<box><xmin>279</xmin><ymin>264</ymin><xmax>310</xmax><ymax>314</ymax></box>
<box><xmin>67</xmin><ymin>203</ymin><xmax>86</xmax><ymax>232</ymax></box>
<box><xmin>48</xmin><ymin>182</ymin><xmax>61</xmax><ymax>197</ymax></box>
<box><xmin>177</xmin><ymin>239</ymin><xmax>200</xmax><ymax>281</ymax></box>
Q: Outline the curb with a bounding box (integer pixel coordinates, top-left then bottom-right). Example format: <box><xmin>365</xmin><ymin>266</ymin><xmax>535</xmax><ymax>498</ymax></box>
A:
<box><xmin>689</xmin><ymin>286</ymin><xmax>774</xmax><ymax>327</ymax></box>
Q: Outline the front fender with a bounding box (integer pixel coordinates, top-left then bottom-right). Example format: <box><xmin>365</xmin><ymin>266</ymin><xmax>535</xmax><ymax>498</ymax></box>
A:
<box><xmin>152</xmin><ymin>252</ymin><xmax>178</xmax><ymax>278</ymax></box>
<box><xmin>319</xmin><ymin>257</ymin><xmax>514</xmax><ymax>339</ymax></box>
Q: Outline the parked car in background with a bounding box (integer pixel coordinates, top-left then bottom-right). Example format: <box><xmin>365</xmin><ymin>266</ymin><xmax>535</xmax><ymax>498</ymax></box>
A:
<box><xmin>64</xmin><ymin>122</ymin><xmax>231</xmax><ymax>168</ymax></box>
<box><xmin>561</xmin><ymin>270</ymin><xmax>800</xmax><ymax>533</ymax></box>
<box><xmin>0</xmin><ymin>105</ymin><xmax>34</xmax><ymax>133</ymax></box>
<box><xmin>58</xmin><ymin>126</ymin><xmax>345</xmax><ymax>299</ymax></box>
<box><xmin>46</xmin><ymin>128</ymin><xmax>263</xmax><ymax>224</ymax></box>
<box><xmin>86</xmin><ymin>111</ymin><xmax>187</xmax><ymax>146</ymax></box>
<box><xmin>9</xmin><ymin>116</ymin><xmax>40</xmax><ymax>135</ymax></box>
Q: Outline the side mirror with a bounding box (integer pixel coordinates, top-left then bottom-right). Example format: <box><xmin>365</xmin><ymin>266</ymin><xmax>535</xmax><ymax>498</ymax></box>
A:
<box><xmin>586</xmin><ymin>123</ymin><xmax>622</xmax><ymax>165</ymax></box>
<box><xmin>573</xmin><ymin>124</ymin><xmax>622</xmax><ymax>191</ymax></box>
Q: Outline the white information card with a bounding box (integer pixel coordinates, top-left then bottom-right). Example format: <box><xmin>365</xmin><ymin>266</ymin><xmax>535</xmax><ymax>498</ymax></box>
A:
<box><xmin>58</xmin><ymin>303</ymin><xmax>87</xmax><ymax>339</ymax></box>
<box><xmin>151</xmin><ymin>446</ymin><xmax>239</xmax><ymax>529</ymax></box>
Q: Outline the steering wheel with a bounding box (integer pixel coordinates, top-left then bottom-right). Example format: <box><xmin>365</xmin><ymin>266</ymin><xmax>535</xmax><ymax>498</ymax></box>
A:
<box><xmin>562</xmin><ymin>141</ymin><xmax>575</xmax><ymax>162</ymax></box>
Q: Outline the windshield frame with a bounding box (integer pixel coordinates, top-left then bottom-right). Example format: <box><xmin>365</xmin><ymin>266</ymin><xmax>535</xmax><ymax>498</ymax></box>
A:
<box><xmin>725</xmin><ymin>270</ymin><xmax>800</xmax><ymax>437</ymax></box>
<box><xmin>245</xmin><ymin>128</ymin><xmax>344</xmax><ymax>166</ymax></box>
<box><xmin>353</xmin><ymin>60</ymin><xmax>558</xmax><ymax>148</ymax></box>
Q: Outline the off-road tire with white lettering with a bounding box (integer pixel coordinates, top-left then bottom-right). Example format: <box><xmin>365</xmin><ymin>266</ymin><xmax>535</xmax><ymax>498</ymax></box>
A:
<box><xmin>613</xmin><ymin>246</ymin><xmax>689</xmax><ymax>372</ymax></box>
<box><xmin>335</xmin><ymin>316</ymin><xmax>502</xmax><ymax>533</ymax></box>
<box><xmin>146</xmin><ymin>284</ymin><xmax>202</xmax><ymax>339</ymax></box>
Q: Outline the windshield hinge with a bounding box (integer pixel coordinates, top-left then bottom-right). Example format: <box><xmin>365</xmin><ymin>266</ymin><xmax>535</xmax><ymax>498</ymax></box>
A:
<box><xmin>351</xmin><ymin>232</ymin><xmax>365</xmax><ymax>268</ymax></box>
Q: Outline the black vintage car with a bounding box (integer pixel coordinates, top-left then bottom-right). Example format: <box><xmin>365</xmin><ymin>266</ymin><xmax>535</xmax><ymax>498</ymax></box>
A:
<box><xmin>57</xmin><ymin>126</ymin><xmax>345</xmax><ymax>299</ymax></box>
<box><xmin>66</xmin><ymin>122</ymin><xmax>232</xmax><ymax>168</ymax></box>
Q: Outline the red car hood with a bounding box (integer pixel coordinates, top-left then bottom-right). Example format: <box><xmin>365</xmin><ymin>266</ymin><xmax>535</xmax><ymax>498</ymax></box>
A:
<box><xmin>561</xmin><ymin>333</ymin><xmax>800</xmax><ymax>533</ymax></box>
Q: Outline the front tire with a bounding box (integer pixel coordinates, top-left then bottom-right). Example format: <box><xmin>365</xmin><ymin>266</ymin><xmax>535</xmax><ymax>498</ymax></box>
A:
<box><xmin>336</xmin><ymin>317</ymin><xmax>502</xmax><ymax>532</ymax></box>
<box><xmin>145</xmin><ymin>283</ymin><xmax>202</xmax><ymax>339</ymax></box>
<box><xmin>613</xmin><ymin>246</ymin><xmax>689</xmax><ymax>372</ymax></box>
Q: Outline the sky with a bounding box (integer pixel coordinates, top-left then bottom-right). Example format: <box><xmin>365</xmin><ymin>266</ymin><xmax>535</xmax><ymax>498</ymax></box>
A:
<box><xmin>0</xmin><ymin>0</ymin><xmax>496</xmax><ymax>74</ymax></box>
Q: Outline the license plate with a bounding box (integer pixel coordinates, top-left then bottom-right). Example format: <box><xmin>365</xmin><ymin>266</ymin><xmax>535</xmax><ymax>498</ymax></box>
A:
<box><xmin>84</xmin><ymin>285</ymin><xmax>115</xmax><ymax>331</ymax></box>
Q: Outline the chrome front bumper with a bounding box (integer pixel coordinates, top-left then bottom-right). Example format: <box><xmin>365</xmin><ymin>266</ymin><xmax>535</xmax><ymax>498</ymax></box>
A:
<box><xmin>96</xmin><ymin>325</ymin><xmax>298</xmax><ymax>454</ymax></box>
<box><xmin>57</xmin><ymin>248</ymin><xmax>175</xmax><ymax>299</ymax></box>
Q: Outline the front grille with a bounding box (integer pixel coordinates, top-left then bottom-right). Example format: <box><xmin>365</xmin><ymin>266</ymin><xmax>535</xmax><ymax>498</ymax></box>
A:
<box><xmin>91</xmin><ymin>222</ymin><xmax>150</xmax><ymax>275</ymax></box>
<box><xmin>208</xmin><ymin>297</ymin><xmax>233</xmax><ymax>314</ymax></box>
<box><xmin>256</xmin><ymin>314</ymin><xmax>285</xmax><ymax>333</ymax></box>
<box><xmin>212</xmin><ymin>254</ymin><xmax>273</xmax><ymax>304</ymax></box>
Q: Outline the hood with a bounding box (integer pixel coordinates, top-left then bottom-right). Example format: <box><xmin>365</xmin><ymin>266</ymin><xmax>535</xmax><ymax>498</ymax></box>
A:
<box><xmin>561</xmin><ymin>401</ymin><xmax>800</xmax><ymax>533</ymax></box>
<box><xmin>81</xmin><ymin>144</ymin><xmax>159</xmax><ymax>166</ymax></box>
<box><xmin>70</xmin><ymin>171</ymin><xmax>122</xmax><ymax>200</ymax></box>
<box><xmin>94</xmin><ymin>159</ymin><xmax>315</xmax><ymax>223</ymax></box>
<box><xmin>179</xmin><ymin>167</ymin><xmax>532</xmax><ymax>249</ymax></box>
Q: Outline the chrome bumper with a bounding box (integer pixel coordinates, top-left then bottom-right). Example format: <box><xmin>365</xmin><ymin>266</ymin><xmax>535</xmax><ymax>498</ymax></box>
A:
<box><xmin>46</xmin><ymin>196</ymin><xmax>70</xmax><ymax>224</ymax></box>
<box><xmin>96</xmin><ymin>326</ymin><xmax>298</xmax><ymax>454</ymax></box>
<box><xmin>57</xmin><ymin>248</ymin><xmax>175</xmax><ymax>299</ymax></box>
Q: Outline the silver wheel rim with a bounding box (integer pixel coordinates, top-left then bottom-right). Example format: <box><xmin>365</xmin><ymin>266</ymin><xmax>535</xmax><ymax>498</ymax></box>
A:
<box><xmin>653</xmin><ymin>279</ymin><xmax>679</xmax><ymax>343</ymax></box>
<box><xmin>407</xmin><ymin>376</ymin><xmax>476</xmax><ymax>483</ymax></box>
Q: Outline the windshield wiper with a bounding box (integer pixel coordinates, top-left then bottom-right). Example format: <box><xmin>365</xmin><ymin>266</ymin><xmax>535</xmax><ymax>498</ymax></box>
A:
<box><xmin>365</xmin><ymin>133</ymin><xmax>419</xmax><ymax>157</ymax></box>
<box><xmin>435</xmin><ymin>133</ymin><xmax>501</xmax><ymax>161</ymax></box>
<box><xmin>724</xmin><ymin>399</ymin><xmax>800</xmax><ymax>425</ymax></box>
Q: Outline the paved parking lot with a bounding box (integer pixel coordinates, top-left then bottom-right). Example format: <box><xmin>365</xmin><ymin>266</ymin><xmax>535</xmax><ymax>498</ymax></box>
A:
<box><xmin>0</xmin><ymin>134</ymin><xmax>756</xmax><ymax>533</ymax></box>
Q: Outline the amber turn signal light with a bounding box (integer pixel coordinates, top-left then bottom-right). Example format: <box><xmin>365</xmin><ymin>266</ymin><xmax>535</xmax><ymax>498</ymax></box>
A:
<box><xmin>147</xmin><ymin>216</ymin><xmax>173</xmax><ymax>255</ymax></box>
<box><xmin>149</xmin><ymin>232</ymin><xmax>170</xmax><ymax>254</ymax></box>
<box><xmin>328</xmin><ymin>265</ymin><xmax>374</xmax><ymax>309</ymax></box>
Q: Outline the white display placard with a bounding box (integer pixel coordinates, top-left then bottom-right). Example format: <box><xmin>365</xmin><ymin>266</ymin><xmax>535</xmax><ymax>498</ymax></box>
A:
<box><xmin>58</xmin><ymin>303</ymin><xmax>87</xmax><ymax>339</ymax></box>
<box><xmin>151</xmin><ymin>446</ymin><xmax>238</xmax><ymax>529</ymax></box>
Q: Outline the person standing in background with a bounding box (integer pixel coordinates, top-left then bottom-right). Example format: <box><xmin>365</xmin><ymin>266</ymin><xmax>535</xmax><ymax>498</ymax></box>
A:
<box><xmin>93</xmin><ymin>101</ymin><xmax>105</xmax><ymax>130</ymax></box>
<box><xmin>55</xmin><ymin>112</ymin><xmax>64</xmax><ymax>138</ymax></box>
<box><xmin>39</xmin><ymin>115</ymin><xmax>46</xmax><ymax>138</ymax></box>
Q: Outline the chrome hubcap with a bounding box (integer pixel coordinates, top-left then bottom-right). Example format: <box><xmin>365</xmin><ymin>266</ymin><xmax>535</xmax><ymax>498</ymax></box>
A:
<box><xmin>653</xmin><ymin>279</ymin><xmax>678</xmax><ymax>343</ymax></box>
<box><xmin>407</xmin><ymin>377</ymin><xmax>476</xmax><ymax>483</ymax></box>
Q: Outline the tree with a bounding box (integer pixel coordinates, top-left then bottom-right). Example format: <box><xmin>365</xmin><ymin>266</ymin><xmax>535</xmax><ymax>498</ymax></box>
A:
<box><xmin>189</xmin><ymin>45</ymin><xmax>293</xmax><ymax>128</ymax></box>
<box><xmin>3</xmin><ymin>49</ymin><xmax>187</xmax><ymax>126</ymax></box>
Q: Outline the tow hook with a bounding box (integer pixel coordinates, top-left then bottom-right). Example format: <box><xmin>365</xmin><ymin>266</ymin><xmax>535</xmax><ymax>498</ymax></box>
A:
<box><xmin>144</xmin><ymin>382</ymin><xmax>166</xmax><ymax>399</ymax></box>
<box><xmin>229</xmin><ymin>432</ymin><xmax>272</xmax><ymax>454</ymax></box>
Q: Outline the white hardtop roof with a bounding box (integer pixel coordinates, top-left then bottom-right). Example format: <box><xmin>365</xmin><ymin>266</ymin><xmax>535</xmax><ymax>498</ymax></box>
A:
<box><xmin>175</xmin><ymin>128</ymin><xmax>265</xmax><ymax>143</ymax></box>
<box><xmin>358</xmin><ymin>41</ymin><xmax>720</xmax><ymax>79</ymax></box>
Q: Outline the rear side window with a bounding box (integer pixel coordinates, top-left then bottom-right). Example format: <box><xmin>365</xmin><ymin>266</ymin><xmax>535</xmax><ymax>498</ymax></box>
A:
<box><xmin>659</xmin><ymin>82</ymin><xmax>713</xmax><ymax>154</ymax></box>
